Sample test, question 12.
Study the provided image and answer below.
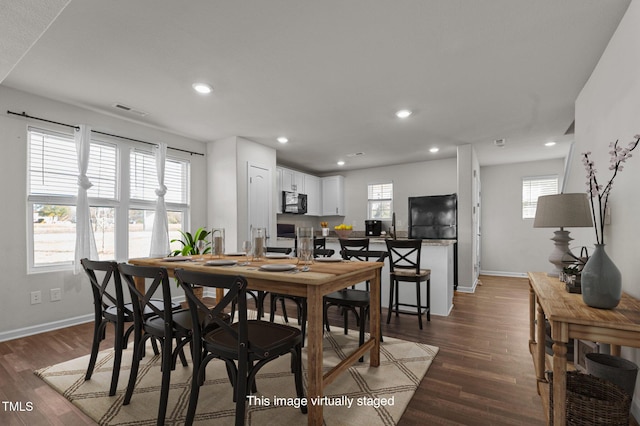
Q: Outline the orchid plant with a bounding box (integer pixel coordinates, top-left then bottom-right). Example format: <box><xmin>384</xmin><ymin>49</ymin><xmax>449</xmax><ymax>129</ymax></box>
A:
<box><xmin>582</xmin><ymin>134</ymin><xmax>640</xmax><ymax>244</ymax></box>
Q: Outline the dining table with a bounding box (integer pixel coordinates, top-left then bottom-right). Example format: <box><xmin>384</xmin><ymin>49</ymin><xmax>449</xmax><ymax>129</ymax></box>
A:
<box><xmin>128</xmin><ymin>253</ymin><xmax>384</xmax><ymax>426</ymax></box>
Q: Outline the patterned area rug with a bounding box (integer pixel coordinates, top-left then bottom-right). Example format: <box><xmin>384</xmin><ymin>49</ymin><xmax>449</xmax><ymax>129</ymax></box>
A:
<box><xmin>35</xmin><ymin>325</ymin><xmax>437</xmax><ymax>425</ymax></box>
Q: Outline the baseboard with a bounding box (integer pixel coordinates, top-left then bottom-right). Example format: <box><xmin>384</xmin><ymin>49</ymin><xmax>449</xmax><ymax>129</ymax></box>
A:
<box><xmin>456</xmin><ymin>277</ymin><xmax>478</xmax><ymax>293</ymax></box>
<box><xmin>0</xmin><ymin>295</ymin><xmax>190</xmax><ymax>343</ymax></box>
<box><xmin>0</xmin><ymin>313</ymin><xmax>94</xmax><ymax>342</ymax></box>
<box><xmin>480</xmin><ymin>270</ymin><xmax>528</xmax><ymax>278</ymax></box>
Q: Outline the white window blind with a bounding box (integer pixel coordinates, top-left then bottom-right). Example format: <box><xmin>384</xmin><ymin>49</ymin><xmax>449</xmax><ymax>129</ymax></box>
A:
<box><xmin>28</xmin><ymin>128</ymin><xmax>117</xmax><ymax>199</ymax></box>
<box><xmin>522</xmin><ymin>176</ymin><xmax>558</xmax><ymax>219</ymax></box>
<box><xmin>368</xmin><ymin>183</ymin><xmax>393</xmax><ymax>219</ymax></box>
<box><xmin>130</xmin><ymin>149</ymin><xmax>188</xmax><ymax>204</ymax></box>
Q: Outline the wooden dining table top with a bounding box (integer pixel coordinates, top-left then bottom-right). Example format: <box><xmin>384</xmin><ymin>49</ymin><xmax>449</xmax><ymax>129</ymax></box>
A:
<box><xmin>128</xmin><ymin>254</ymin><xmax>384</xmax><ymax>426</ymax></box>
<box><xmin>128</xmin><ymin>255</ymin><xmax>384</xmax><ymax>295</ymax></box>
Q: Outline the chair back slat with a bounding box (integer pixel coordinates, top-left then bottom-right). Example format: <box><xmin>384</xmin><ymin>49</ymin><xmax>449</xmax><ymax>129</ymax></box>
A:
<box><xmin>118</xmin><ymin>263</ymin><xmax>174</xmax><ymax>331</ymax></box>
<box><xmin>81</xmin><ymin>259</ymin><xmax>129</xmax><ymax>317</ymax></box>
<box><xmin>174</xmin><ymin>269</ymin><xmax>270</xmax><ymax>356</ymax></box>
<box><xmin>314</xmin><ymin>248</ymin><xmax>335</xmax><ymax>258</ymax></box>
<box><xmin>385</xmin><ymin>239</ymin><xmax>423</xmax><ymax>274</ymax></box>
<box><xmin>265</xmin><ymin>247</ymin><xmax>292</xmax><ymax>254</ymax></box>
<box><xmin>339</xmin><ymin>238</ymin><xmax>370</xmax><ymax>260</ymax></box>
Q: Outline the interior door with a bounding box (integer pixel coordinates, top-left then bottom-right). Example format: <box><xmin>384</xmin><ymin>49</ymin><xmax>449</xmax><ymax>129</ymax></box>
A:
<box><xmin>248</xmin><ymin>163</ymin><xmax>272</xmax><ymax>244</ymax></box>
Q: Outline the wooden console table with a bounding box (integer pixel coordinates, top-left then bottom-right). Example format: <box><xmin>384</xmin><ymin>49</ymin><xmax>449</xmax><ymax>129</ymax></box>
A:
<box><xmin>528</xmin><ymin>272</ymin><xmax>640</xmax><ymax>425</ymax></box>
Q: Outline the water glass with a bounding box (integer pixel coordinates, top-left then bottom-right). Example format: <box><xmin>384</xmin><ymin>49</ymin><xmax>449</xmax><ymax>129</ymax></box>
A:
<box><xmin>242</xmin><ymin>240</ymin><xmax>252</xmax><ymax>263</ymax></box>
<box><xmin>297</xmin><ymin>227</ymin><xmax>314</xmax><ymax>269</ymax></box>
<box><xmin>252</xmin><ymin>227</ymin><xmax>266</xmax><ymax>260</ymax></box>
<box><xmin>212</xmin><ymin>228</ymin><xmax>225</xmax><ymax>257</ymax></box>
<box><xmin>195</xmin><ymin>239</ymin><xmax>207</xmax><ymax>260</ymax></box>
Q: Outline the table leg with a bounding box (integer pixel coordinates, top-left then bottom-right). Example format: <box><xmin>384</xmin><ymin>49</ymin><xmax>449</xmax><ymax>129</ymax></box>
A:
<box><xmin>134</xmin><ymin>276</ymin><xmax>146</xmax><ymax>294</ymax></box>
<box><xmin>306</xmin><ymin>285</ymin><xmax>324</xmax><ymax>426</ymax></box>
<box><xmin>370</xmin><ymin>268</ymin><xmax>381</xmax><ymax>367</ymax></box>
<box><xmin>552</xmin><ymin>324</ymin><xmax>568</xmax><ymax>426</ymax></box>
<box><xmin>611</xmin><ymin>344</ymin><xmax>621</xmax><ymax>357</ymax></box>
<box><xmin>535</xmin><ymin>304</ymin><xmax>546</xmax><ymax>385</ymax></box>
<box><xmin>529</xmin><ymin>285</ymin><xmax>536</xmax><ymax>348</ymax></box>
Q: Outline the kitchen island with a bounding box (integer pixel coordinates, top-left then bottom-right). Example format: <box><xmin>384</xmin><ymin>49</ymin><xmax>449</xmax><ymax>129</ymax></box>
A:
<box><xmin>277</xmin><ymin>236</ymin><xmax>455</xmax><ymax>316</ymax></box>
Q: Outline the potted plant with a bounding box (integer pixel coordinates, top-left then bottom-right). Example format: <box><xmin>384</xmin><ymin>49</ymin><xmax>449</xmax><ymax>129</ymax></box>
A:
<box><xmin>170</xmin><ymin>227</ymin><xmax>210</xmax><ymax>299</ymax></box>
<box><xmin>170</xmin><ymin>227</ymin><xmax>211</xmax><ymax>256</ymax></box>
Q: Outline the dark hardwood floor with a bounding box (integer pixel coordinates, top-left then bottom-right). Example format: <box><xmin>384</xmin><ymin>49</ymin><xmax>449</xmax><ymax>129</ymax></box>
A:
<box><xmin>0</xmin><ymin>275</ymin><xmax>548</xmax><ymax>425</ymax></box>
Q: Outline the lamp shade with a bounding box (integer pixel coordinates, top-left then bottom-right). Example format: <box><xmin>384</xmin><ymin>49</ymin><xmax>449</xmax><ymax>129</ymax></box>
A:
<box><xmin>533</xmin><ymin>193</ymin><xmax>593</xmax><ymax>228</ymax></box>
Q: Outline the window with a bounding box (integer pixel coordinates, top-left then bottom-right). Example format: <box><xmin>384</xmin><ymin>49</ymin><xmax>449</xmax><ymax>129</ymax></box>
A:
<box><xmin>368</xmin><ymin>183</ymin><xmax>393</xmax><ymax>220</ymax></box>
<box><xmin>128</xmin><ymin>149</ymin><xmax>189</xmax><ymax>258</ymax></box>
<box><xmin>522</xmin><ymin>176</ymin><xmax>558</xmax><ymax>219</ymax></box>
<box><xmin>27</xmin><ymin>127</ymin><xmax>190</xmax><ymax>271</ymax></box>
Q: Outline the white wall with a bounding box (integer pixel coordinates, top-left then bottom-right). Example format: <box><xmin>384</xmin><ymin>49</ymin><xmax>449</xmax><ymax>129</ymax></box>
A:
<box><xmin>208</xmin><ymin>136</ymin><xmax>277</xmax><ymax>252</ymax></box>
<box><xmin>337</xmin><ymin>157</ymin><xmax>458</xmax><ymax>233</ymax></box>
<box><xmin>456</xmin><ymin>144</ymin><xmax>480</xmax><ymax>291</ymax></box>
<box><xmin>480</xmin><ymin>158</ymin><xmax>565</xmax><ymax>275</ymax></box>
<box><xmin>571</xmin><ymin>0</ymin><xmax>640</xmax><ymax>288</ymax></box>
<box><xmin>0</xmin><ymin>86</ymin><xmax>207</xmax><ymax>339</ymax></box>
<box><xmin>569</xmin><ymin>0</ymin><xmax>640</xmax><ymax>416</ymax></box>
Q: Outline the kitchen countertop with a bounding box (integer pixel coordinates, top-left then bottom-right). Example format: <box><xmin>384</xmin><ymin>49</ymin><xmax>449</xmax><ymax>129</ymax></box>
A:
<box><xmin>276</xmin><ymin>236</ymin><xmax>456</xmax><ymax>246</ymax></box>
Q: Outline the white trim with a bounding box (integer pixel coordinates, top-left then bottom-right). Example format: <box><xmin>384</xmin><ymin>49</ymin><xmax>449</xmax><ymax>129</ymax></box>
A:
<box><xmin>480</xmin><ymin>270</ymin><xmax>528</xmax><ymax>278</ymax></box>
<box><xmin>0</xmin><ymin>314</ymin><xmax>94</xmax><ymax>342</ymax></box>
<box><xmin>455</xmin><ymin>283</ymin><xmax>476</xmax><ymax>293</ymax></box>
<box><xmin>0</xmin><ymin>294</ymin><xmax>190</xmax><ymax>343</ymax></box>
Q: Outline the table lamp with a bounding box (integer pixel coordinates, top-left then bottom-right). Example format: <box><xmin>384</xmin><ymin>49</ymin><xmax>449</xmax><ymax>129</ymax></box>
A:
<box><xmin>533</xmin><ymin>193</ymin><xmax>593</xmax><ymax>277</ymax></box>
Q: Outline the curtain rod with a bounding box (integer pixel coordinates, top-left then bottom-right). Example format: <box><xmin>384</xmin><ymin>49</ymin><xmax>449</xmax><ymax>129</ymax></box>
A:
<box><xmin>6</xmin><ymin>110</ymin><xmax>204</xmax><ymax>156</ymax></box>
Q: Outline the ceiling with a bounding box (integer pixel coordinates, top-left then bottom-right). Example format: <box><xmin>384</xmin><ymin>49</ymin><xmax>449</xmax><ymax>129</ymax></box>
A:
<box><xmin>0</xmin><ymin>0</ymin><xmax>632</xmax><ymax>173</ymax></box>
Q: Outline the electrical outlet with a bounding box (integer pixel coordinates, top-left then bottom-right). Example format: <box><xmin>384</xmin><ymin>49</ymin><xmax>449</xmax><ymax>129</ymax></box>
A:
<box><xmin>50</xmin><ymin>288</ymin><xmax>61</xmax><ymax>302</ymax></box>
<box><xmin>30</xmin><ymin>291</ymin><xmax>42</xmax><ymax>305</ymax></box>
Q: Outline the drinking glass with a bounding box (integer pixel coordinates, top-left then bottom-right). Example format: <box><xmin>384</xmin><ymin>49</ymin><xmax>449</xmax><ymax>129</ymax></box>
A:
<box><xmin>296</xmin><ymin>227</ymin><xmax>314</xmax><ymax>271</ymax></box>
<box><xmin>195</xmin><ymin>239</ymin><xmax>207</xmax><ymax>261</ymax></box>
<box><xmin>241</xmin><ymin>240</ymin><xmax>252</xmax><ymax>264</ymax></box>
<box><xmin>212</xmin><ymin>228</ymin><xmax>225</xmax><ymax>258</ymax></box>
<box><xmin>252</xmin><ymin>228</ymin><xmax>266</xmax><ymax>260</ymax></box>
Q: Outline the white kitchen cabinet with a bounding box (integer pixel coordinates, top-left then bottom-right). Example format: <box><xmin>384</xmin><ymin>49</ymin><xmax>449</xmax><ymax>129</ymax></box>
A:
<box><xmin>321</xmin><ymin>175</ymin><xmax>345</xmax><ymax>216</ymax></box>
<box><xmin>281</xmin><ymin>167</ymin><xmax>304</xmax><ymax>193</ymax></box>
<box><xmin>304</xmin><ymin>174</ymin><xmax>321</xmax><ymax>216</ymax></box>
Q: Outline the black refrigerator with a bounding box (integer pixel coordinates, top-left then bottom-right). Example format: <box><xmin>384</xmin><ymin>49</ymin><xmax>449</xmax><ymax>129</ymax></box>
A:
<box><xmin>408</xmin><ymin>194</ymin><xmax>458</xmax><ymax>288</ymax></box>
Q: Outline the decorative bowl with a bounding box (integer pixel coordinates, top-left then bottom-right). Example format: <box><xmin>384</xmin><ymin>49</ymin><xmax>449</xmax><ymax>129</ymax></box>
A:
<box><xmin>334</xmin><ymin>229</ymin><xmax>353</xmax><ymax>239</ymax></box>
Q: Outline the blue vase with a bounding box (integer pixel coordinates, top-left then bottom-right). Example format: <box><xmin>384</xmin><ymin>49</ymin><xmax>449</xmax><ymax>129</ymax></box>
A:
<box><xmin>581</xmin><ymin>244</ymin><xmax>622</xmax><ymax>309</ymax></box>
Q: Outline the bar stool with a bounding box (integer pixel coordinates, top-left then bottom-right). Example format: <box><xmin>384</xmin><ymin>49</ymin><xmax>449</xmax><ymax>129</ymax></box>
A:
<box><xmin>385</xmin><ymin>239</ymin><xmax>431</xmax><ymax>329</ymax></box>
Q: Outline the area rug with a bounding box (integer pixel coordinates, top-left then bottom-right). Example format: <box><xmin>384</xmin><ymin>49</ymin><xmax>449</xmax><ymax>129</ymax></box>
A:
<box><xmin>35</xmin><ymin>324</ymin><xmax>437</xmax><ymax>425</ymax></box>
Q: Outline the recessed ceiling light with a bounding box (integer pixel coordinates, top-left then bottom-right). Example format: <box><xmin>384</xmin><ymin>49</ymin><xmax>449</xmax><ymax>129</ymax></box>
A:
<box><xmin>277</xmin><ymin>137</ymin><xmax>289</xmax><ymax>144</ymax></box>
<box><xmin>192</xmin><ymin>83</ymin><xmax>213</xmax><ymax>94</ymax></box>
<box><xmin>337</xmin><ymin>160</ymin><xmax>345</xmax><ymax>166</ymax></box>
<box><xmin>395</xmin><ymin>109</ymin><xmax>412</xmax><ymax>119</ymax></box>
<box><xmin>545</xmin><ymin>141</ymin><xmax>557</xmax><ymax>147</ymax></box>
<box><xmin>429</xmin><ymin>147</ymin><xmax>439</xmax><ymax>153</ymax></box>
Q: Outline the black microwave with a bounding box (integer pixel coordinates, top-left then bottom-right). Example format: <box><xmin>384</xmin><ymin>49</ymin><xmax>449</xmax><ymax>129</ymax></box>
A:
<box><xmin>282</xmin><ymin>191</ymin><xmax>307</xmax><ymax>214</ymax></box>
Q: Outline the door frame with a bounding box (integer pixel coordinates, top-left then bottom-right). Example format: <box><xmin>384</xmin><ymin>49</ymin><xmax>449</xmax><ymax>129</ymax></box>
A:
<box><xmin>247</xmin><ymin>162</ymin><xmax>273</xmax><ymax>243</ymax></box>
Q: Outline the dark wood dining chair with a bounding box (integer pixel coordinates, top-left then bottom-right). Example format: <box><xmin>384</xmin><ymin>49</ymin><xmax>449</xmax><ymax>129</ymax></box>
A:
<box><xmin>175</xmin><ymin>268</ymin><xmax>306</xmax><ymax>426</ymax></box>
<box><xmin>269</xmin><ymin>248</ymin><xmax>335</xmax><ymax>345</ymax></box>
<box><xmin>232</xmin><ymin>246</ymin><xmax>294</xmax><ymax>321</ymax></box>
<box><xmin>385</xmin><ymin>239</ymin><xmax>431</xmax><ymax>329</ymax></box>
<box><xmin>118</xmin><ymin>263</ymin><xmax>196</xmax><ymax>426</ymax></box>
<box><xmin>323</xmin><ymin>250</ymin><xmax>387</xmax><ymax>361</ymax></box>
<box><xmin>81</xmin><ymin>259</ymin><xmax>134</xmax><ymax>396</ymax></box>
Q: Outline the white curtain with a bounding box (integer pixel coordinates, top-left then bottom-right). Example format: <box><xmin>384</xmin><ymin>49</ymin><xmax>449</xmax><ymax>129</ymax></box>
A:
<box><xmin>74</xmin><ymin>125</ymin><xmax>98</xmax><ymax>274</ymax></box>
<box><xmin>149</xmin><ymin>143</ymin><xmax>170</xmax><ymax>257</ymax></box>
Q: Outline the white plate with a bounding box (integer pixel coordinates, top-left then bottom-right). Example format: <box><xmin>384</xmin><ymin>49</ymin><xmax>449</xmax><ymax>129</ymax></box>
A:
<box><xmin>265</xmin><ymin>253</ymin><xmax>291</xmax><ymax>259</ymax></box>
<box><xmin>259</xmin><ymin>263</ymin><xmax>297</xmax><ymax>272</ymax></box>
<box><xmin>225</xmin><ymin>252</ymin><xmax>246</xmax><ymax>256</ymax></box>
<box><xmin>205</xmin><ymin>259</ymin><xmax>237</xmax><ymax>266</ymax></box>
<box><xmin>315</xmin><ymin>257</ymin><xmax>342</xmax><ymax>263</ymax></box>
<box><xmin>161</xmin><ymin>256</ymin><xmax>192</xmax><ymax>262</ymax></box>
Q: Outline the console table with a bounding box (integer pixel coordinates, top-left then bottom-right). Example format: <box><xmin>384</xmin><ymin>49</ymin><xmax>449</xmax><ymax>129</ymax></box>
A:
<box><xmin>528</xmin><ymin>272</ymin><xmax>640</xmax><ymax>425</ymax></box>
